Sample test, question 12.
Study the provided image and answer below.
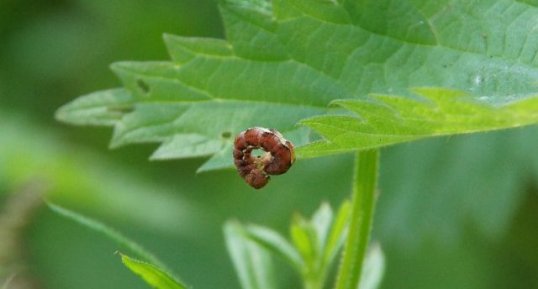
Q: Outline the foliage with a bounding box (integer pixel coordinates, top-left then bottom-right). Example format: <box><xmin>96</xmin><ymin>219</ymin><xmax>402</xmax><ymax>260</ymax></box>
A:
<box><xmin>225</xmin><ymin>201</ymin><xmax>352</xmax><ymax>289</ymax></box>
<box><xmin>49</xmin><ymin>203</ymin><xmax>187</xmax><ymax>289</ymax></box>
<box><xmin>47</xmin><ymin>203</ymin><xmax>167</xmax><ymax>270</ymax></box>
<box><xmin>120</xmin><ymin>254</ymin><xmax>187</xmax><ymax>289</ymax></box>
<box><xmin>50</xmin><ymin>198</ymin><xmax>383</xmax><ymax>289</ymax></box>
<box><xmin>2</xmin><ymin>0</ymin><xmax>538</xmax><ymax>289</ymax></box>
<box><xmin>56</xmin><ymin>0</ymin><xmax>538</xmax><ymax>168</ymax></box>
<box><xmin>300</xmin><ymin>89</ymin><xmax>538</xmax><ymax>157</ymax></box>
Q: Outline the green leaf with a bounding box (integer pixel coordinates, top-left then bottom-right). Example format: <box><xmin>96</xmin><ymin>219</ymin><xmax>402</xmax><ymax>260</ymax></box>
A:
<box><xmin>310</xmin><ymin>203</ymin><xmax>333</xmax><ymax>255</ymax></box>
<box><xmin>47</xmin><ymin>203</ymin><xmax>169</xmax><ymax>272</ymax></box>
<box><xmin>358</xmin><ymin>244</ymin><xmax>385</xmax><ymax>289</ymax></box>
<box><xmin>229</xmin><ymin>202</ymin><xmax>352</xmax><ymax>289</ymax></box>
<box><xmin>49</xmin><ymin>204</ymin><xmax>191</xmax><ymax>287</ymax></box>
<box><xmin>299</xmin><ymin>88</ymin><xmax>538</xmax><ymax>157</ymax></box>
<box><xmin>150</xmin><ymin>133</ymin><xmax>225</xmax><ymax>160</ymax></box>
<box><xmin>224</xmin><ymin>221</ymin><xmax>277</xmax><ymax>289</ymax></box>
<box><xmin>323</xmin><ymin>201</ymin><xmax>351</xmax><ymax>266</ymax></box>
<box><xmin>55</xmin><ymin>88</ymin><xmax>134</xmax><ymax>126</ymax></box>
<box><xmin>290</xmin><ymin>214</ymin><xmax>318</xmax><ymax>266</ymax></box>
<box><xmin>57</xmin><ymin>0</ymin><xmax>538</xmax><ymax>166</ymax></box>
<box><xmin>243</xmin><ymin>224</ymin><xmax>303</xmax><ymax>270</ymax></box>
<box><xmin>120</xmin><ymin>254</ymin><xmax>187</xmax><ymax>289</ymax></box>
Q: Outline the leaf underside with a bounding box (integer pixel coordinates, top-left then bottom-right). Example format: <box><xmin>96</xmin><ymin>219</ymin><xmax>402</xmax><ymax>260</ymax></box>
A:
<box><xmin>299</xmin><ymin>87</ymin><xmax>538</xmax><ymax>157</ymax></box>
<box><xmin>56</xmin><ymin>0</ymin><xmax>538</xmax><ymax>169</ymax></box>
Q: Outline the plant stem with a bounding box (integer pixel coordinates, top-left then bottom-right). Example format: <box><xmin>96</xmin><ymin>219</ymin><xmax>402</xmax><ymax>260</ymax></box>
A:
<box><xmin>303</xmin><ymin>269</ymin><xmax>327</xmax><ymax>289</ymax></box>
<box><xmin>334</xmin><ymin>150</ymin><xmax>379</xmax><ymax>289</ymax></box>
<box><xmin>304</xmin><ymin>277</ymin><xmax>320</xmax><ymax>289</ymax></box>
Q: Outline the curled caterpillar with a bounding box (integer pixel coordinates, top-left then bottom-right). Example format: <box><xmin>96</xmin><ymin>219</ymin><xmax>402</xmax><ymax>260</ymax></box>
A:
<box><xmin>233</xmin><ymin>127</ymin><xmax>295</xmax><ymax>189</ymax></box>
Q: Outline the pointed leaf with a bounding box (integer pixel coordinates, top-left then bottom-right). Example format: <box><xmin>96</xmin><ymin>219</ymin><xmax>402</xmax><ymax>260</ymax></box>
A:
<box><xmin>47</xmin><ymin>203</ymin><xmax>168</xmax><ymax>271</ymax></box>
<box><xmin>299</xmin><ymin>89</ymin><xmax>538</xmax><ymax>158</ymax></box>
<box><xmin>358</xmin><ymin>244</ymin><xmax>385</xmax><ymax>289</ymax></box>
<box><xmin>120</xmin><ymin>254</ymin><xmax>187</xmax><ymax>289</ymax></box>
<box><xmin>323</xmin><ymin>200</ymin><xmax>351</xmax><ymax>265</ymax></box>
<box><xmin>55</xmin><ymin>88</ymin><xmax>134</xmax><ymax>126</ymax></box>
<box><xmin>225</xmin><ymin>221</ymin><xmax>277</xmax><ymax>289</ymax></box>
<box><xmin>243</xmin><ymin>224</ymin><xmax>303</xmax><ymax>270</ymax></box>
<box><xmin>290</xmin><ymin>214</ymin><xmax>318</xmax><ymax>265</ymax></box>
<box><xmin>57</xmin><ymin>0</ymin><xmax>538</xmax><ymax>165</ymax></box>
<box><xmin>310</xmin><ymin>202</ymin><xmax>333</xmax><ymax>255</ymax></box>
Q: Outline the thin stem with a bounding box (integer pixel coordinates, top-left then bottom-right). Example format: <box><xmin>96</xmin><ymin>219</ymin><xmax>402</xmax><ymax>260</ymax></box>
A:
<box><xmin>304</xmin><ymin>277</ymin><xmax>320</xmax><ymax>289</ymax></box>
<box><xmin>334</xmin><ymin>150</ymin><xmax>379</xmax><ymax>289</ymax></box>
<box><xmin>303</xmin><ymin>268</ymin><xmax>327</xmax><ymax>289</ymax></box>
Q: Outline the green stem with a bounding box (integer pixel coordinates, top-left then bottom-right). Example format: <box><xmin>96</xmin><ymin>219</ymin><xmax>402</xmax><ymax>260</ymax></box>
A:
<box><xmin>334</xmin><ymin>150</ymin><xmax>379</xmax><ymax>289</ymax></box>
<box><xmin>303</xmin><ymin>269</ymin><xmax>327</xmax><ymax>289</ymax></box>
<box><xmin>304</xmin><ymin>278</ymin><xmax>320</xmax><ymax>289</ymax></box>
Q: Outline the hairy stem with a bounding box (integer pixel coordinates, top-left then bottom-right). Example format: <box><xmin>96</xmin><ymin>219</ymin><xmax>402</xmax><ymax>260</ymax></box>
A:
<box><xmin>334</xmin><ymin>150</ymin><xmax>379</xmax><ymax>289</ymax></box>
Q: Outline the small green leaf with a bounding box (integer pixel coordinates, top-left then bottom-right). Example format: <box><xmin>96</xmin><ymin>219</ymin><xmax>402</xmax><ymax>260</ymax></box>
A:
<box><xmin>55</xmin><ymin>88</ymin><xmax>134</xmax><ymax>126</ymax></box>
<box><xmin>120</xmin><ymin>254</ymin><xmax>187</xmax><ymax>289</ymax></box>
<box><xmin>226</xmin><ymin>202</ymin><xmax>350</xmax><ymax>289</ymax></box>
<box><xmin>299</xmin><ymin>89</ymin><xmax>538</xmax><ymax>158</ymax></box>
<box><xmin>163</xmin><ymin>34</ymin><xmax>233</xmax><ymax>63</ymax></box>
<box><xmin>47</xmin><ymin>203</ymin><xmax>168</xmax><ymax>271</ymax></box>
<box><xmin>225</xmin><ymin>221</ymin><xmax>277</xmax><ymax>289</ymax></box>
<box><xmin>311</xmin><ymin>203</ymin><xmax>333</xmax><ymax>255</ymax></box>
<box><xmin>243</xmin><ymin>224</ymin><xmax>303</xmax><ymax>270</ymax></box>
<box><xmin>233</xmin><ymin>202</ymin><xmax>353</xmax><ymax>289</ymax></box>
<box><xmin>290</xmin><ymin>214</ymin><xmax>318</xmax><ymax>265</ymax></box>
<box><xmin>358</xmin><ymin>244</ymin><xmax>385</xmax><ymax>289</ymax></box>
<box><xmin>323</xmin><ymin>201</ymin><xmax>351</xmax><ymax>266</ymax></box>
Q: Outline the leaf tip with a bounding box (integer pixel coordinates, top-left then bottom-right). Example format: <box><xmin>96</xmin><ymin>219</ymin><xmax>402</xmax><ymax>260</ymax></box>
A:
<box><xmin>109</xmin><ymin>61</ymin><xmax>135</xmax><ymax>74</ymax></box>
<box><xmin>54</xmin><ymin>104</ymin><xmax>70</xmax><ymax>123</ymax></box>
<box><xmin>162</xmin><ymin>32</ymin><xmax>174</xmax><ymax>42</ymax></box>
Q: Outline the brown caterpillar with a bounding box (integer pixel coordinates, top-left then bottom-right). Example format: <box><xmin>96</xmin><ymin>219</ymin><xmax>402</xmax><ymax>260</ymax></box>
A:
<box><xmin>233</xmin><ymin>127</ymin><xmax>295</xmax><ymax>189</ymax></box>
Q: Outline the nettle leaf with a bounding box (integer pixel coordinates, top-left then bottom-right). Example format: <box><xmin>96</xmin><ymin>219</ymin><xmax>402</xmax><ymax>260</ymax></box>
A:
<box><xmin>56</xmin><ymin>88</ymin><xmax>134</xmax><ymax>126</ymax></box>
<box><xmin>299</xmin><ymin>88</ymin><xmax>538</xmax><ymax>157</ymax></box>
<box><xmin>56</xmin><ymin>0</ymin><xmax>538</xmax><ymax>169</ymax></box>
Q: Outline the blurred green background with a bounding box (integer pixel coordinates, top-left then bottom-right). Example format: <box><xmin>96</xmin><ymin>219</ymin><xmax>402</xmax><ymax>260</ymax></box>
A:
<box><xmin>1</xmin><ymin>1</ymin><xmax>537</xmax><ymax>289</ymax></box>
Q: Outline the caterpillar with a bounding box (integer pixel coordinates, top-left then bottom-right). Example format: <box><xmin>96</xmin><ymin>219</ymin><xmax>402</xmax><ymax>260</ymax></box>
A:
<box><xmin>233</xmin><ymin>127</ymin><xmax>295</xmax><ymax>189</ymax></box>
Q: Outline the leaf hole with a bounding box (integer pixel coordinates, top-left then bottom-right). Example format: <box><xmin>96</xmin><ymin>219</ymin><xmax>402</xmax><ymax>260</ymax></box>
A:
<box><xmin>136</xmin><ymin>79</ymin><xmax>150</xmax><ymax>94</ymax></box>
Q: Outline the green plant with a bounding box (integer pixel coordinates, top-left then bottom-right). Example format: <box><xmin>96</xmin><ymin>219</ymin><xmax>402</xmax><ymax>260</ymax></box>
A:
<box><xmin>54</xmin><ymin>0</ymin><xmax>538</xmax><ymax>289</ymax></box>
